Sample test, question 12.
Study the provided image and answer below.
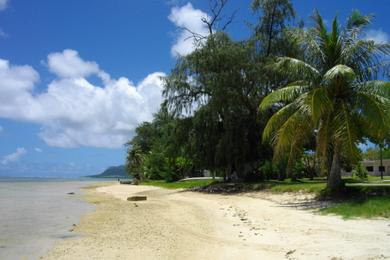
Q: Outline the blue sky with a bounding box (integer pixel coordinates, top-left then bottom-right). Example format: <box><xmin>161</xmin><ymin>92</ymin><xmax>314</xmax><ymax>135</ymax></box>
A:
<box><xmin>0</xmin><ymin>0</ymin><xmax>389</xmax><ymax>177</ymax></box>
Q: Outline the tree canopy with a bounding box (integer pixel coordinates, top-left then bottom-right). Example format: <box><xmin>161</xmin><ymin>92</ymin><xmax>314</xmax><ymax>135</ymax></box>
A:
<box><xmin>126</xmin><ymin>1</ymin><xmax>390</xmax><ymax>191</ymax></box>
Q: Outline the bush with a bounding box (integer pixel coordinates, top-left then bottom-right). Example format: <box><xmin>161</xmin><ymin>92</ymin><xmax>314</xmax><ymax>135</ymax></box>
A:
<box><xmin>258</xmin><ymin>161</ymin><xmax>277</xmax><ymax>180</ymax></box>
<box><xmin>352</xmin><ymin>163</ymin><xmax>368</xmax><ymax>179</ymax></box>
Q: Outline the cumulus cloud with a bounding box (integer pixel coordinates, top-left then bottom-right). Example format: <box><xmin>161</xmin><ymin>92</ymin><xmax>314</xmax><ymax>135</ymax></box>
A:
<box><xmin>1</xmin><ymin>147</ymin><xmax>26</xmax><ymax>165</ymax></box>
<box><xmin>0</xmin><ymin>50</ymin><xmax>165</xmax><ymax>148</ymax></box>
<box><xmin>46</xmin><ymin>49</ymin><xmax>110</xmax><ymax>82</ymax></box>
<box><xmin>0</xmin><ymin>0</ymin><xmax>8</xmax><ymax>11</ymax></box>
<box><xmin>168</xmin><ymin>3</ymin><xmax>209</xmax><ymax>57</ymax></box>
<box><xmin>0</xmin><ymin>59</ymin><xmax>39</xmax><ymax>120</ymax></box>
<box><xmin>364</xmin><ymin>29</ymin><xmax>389</xmax><ymax>44</ymax></box>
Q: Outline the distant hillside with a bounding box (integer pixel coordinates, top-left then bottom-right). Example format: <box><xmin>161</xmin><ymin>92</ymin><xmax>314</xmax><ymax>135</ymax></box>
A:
<box><xmin>88</xmin><ymin>165</ymin><xmax>129</xmax><ymax>178</ymax></box>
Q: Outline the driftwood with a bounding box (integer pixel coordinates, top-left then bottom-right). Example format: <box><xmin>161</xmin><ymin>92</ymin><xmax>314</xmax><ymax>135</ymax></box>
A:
<box><xmin>127</xmin><ymin>196</ymin><xmax>147</xmax><ymax>201</ymax></box>
<box><xmin>120</xmin><ymin>180</ymin><xmax>132</xmax><ymax>185</ymax></box>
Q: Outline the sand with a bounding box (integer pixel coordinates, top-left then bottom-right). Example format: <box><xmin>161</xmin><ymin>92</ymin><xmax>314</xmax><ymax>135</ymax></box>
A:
<box><xmin>43</xmin><ymin>183</ymin><xmax>390</xmax><ymax>260</ymax></box>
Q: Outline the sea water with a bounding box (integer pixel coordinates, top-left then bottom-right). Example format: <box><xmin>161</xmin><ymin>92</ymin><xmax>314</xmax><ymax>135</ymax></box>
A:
<box><xmin>0</xmin><ymin>178</ymin><xmax>100</xmax><ymax>260</ymax></box>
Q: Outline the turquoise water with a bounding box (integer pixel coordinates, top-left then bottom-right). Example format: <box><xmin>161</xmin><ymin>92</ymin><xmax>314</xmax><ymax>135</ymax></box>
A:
<box><xmin>0</xmin><ymin>178</ymin><xmax>100</xmax><ymax>260</ymax></box>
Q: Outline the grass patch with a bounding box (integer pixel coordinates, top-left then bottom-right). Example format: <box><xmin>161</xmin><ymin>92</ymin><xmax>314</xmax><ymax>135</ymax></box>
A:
<box><xmin>247</xmin><ymin>178</ymin><xmax>326</xmax><ymax>193</ymax></box>
<box><xmin>267</xmin><ymin>181</ymin><xmax>325</xmax><ymax>193</ymax></box>
<box><xmin>141</xmin><ymin>178</ymin><xmax>390</xmax><ymax>219</ymax></box>
<box><xmin>321</xmin><ymin>196</ymin><xmax>390</xmax><ymax>219</ymax></box>
<box><xmin>141</xmin><ymin>179</ymin><xmax>217</xmax><ymax>189</ymax></box>
<box><xmin>141</xmin><ymin>177</ymin><xmax>390</xmax><ymax>195</ymax></box>
<box><xmin>142</xmin><ymin>178</ymin><xmax>328</xmax><ymax>194</ymax></box>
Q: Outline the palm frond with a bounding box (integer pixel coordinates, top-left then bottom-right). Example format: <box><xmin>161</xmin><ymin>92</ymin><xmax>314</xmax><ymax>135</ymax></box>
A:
<box><xmin>355</xmin><ymin>91</ymin><xmax>390</xmax><ymax>139</ymax></box>
<box><xmin>272</xmin><ymin>57</ymin><xmax>320</xmax><ymax>81</ymax></box>
<box><xmin>332</xmin><ymin>103</ymin><xmax>361</xmax><ymax>161</ymax></box>
<box><xmin>323</xmin><ymin>64</ymin><xmax>355</xmax><ymax>83</ymax></box>
<box><xmin>307</xmin><ymin>87</ymin><xmax>333</xmax><ymax>123</ymax></box>
<box><xmin>346</xmin><ymin>10</ymin><xmax>372</xmax><ymax>30</ymax></box>
<box><xmin>340</xmin><ymin>40</ymin><xmax>390</xmax><ymax>80</ymax></box>
<box><xmin>311</xmin><ymin>10</ymin><xmax>329</xmax><ymax>50</ymax></box>
<box><xmin>259</xmin><ymin>83</ymin><xmax>308</xmax><ymax>111</ymax></box>
<box><xmin>273</xmin><ymin>108</ymin><xmax>312</xmax><ymax>161</ymax></box>
<box><xmin>356</xmin><ymin>80</ymin><xmax>390</xmax><ymax>98</ymax></box>
<box><xmin>262</xmin><ymin>102</ymin><xmax>297</xmax><ymax>142</ymax></box>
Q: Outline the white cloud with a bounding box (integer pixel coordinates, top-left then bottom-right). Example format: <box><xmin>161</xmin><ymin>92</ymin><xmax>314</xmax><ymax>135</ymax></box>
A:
<box><xmin>35</xmin><ymin>148</ymin><xmax>42</xmax><ymax>152</ymax></box>
<box><xmin>0</xmin><ymin>0</ymin><xmax>8</xmax><ymax>11</ymax></box>
<box><xmin>0</xmin><ymin>59</ymin><xmax>39</xmax><ymax>120</ymax></box>
<box><xmin>168</xmin><ymin>3</ymin><xmax>209</xmax><ymax>57</ymax></box>
<box><xmin>1</xmin><ymin>147</ymin><xmax>26</xmax><ymax>165</ymax></box>
<box><xmin>0</xmin><ymin>50</ymin><xmax>165</xmax><ymax>148</ymax></box>
<box><xmin>47</xmin><ymin>49</ymin><xmax>103</xmax><ymax>79</ymax></box>
<box><xmin>364</xmin><ymin>29</ymin><xmax>389</xmax><ymax>44</ymax></box>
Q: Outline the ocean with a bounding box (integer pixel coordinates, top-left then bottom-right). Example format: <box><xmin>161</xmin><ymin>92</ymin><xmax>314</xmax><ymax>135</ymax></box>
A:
<box><xmin>0</xmin><ymin>178</ymin><xmax>102</xmax><ymax>260</ymax></box>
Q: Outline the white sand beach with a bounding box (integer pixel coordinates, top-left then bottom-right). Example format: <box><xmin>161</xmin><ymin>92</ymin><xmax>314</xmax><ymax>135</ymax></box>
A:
<box><xmin>42</xmin><ymin>183</ymin><xmax>390</xmax><ymax>260</ymax></box>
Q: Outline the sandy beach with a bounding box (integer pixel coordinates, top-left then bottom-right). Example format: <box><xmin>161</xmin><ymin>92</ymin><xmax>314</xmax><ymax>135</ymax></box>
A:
<box><xmin>43</xmin><ymin>183</ymin><xmax>390</xmax><ymax>260</ymax></box>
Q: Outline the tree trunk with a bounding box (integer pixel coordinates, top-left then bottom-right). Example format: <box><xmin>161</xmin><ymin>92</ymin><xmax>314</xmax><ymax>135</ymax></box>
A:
<box><xmin>287</xmin><ymin>156</ymin><xmax>296</xmax><ymax>181</ymax></box>
<box><xmin>278</xmin><ymin>171</ymin><xmax>286</xmax><ymax>181</ymax></box>
<box><xmin>327</xmin><ymin>142</ymin><xmax>343</xmax><ymax>192</ymax></box>
<box><xmin>266</xmin><ymin>5</ymin><xmax>277</xmax><ymax>57</ymax></box>
<box><xmin>380</xmin><ymin>143</ymin><xmax>384</xmax><ymax>180</ymax></box>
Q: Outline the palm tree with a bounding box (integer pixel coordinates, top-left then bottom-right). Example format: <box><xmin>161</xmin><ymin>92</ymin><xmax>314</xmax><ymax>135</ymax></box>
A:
<box><xmin>127</xmin><ymin>145</ymin><xmax>144</xmax><ymax>180</ymax></box>
<box><xmin>259</xmin><ymin>10</ymin><xmax>390</xmax><ymax>192</ymax></box>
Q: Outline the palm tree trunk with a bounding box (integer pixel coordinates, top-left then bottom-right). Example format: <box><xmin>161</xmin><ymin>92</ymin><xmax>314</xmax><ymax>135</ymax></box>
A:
<box><xmin>287</xmin><ymin>155</ymin><xmax>296</xmax><ymax>181</ymax></box>
<box><xmin>327</xmin><ymin>142</ymin><xmax>343</xmax><ymax>192</ymax></box>
<box><xmin>380</xmin><ymin>143</ymin><xmax>384</xmax><ymax>180</ymax></box>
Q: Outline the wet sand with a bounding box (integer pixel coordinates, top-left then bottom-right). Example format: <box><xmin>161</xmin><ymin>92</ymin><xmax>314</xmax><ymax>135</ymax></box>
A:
<box><xmin>44</xmin><ymin>183</ymin><xmax>390</xmax><ymax>260</ymax></box>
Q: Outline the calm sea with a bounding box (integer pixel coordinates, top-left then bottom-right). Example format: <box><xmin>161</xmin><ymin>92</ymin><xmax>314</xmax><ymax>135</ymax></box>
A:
<box><xmin>0</xmin><ymin>178</ymin><xmax>105</xmax><ymax>260</ymax></box>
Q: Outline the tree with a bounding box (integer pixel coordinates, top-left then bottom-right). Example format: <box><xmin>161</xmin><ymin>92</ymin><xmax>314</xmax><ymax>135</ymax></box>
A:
<box><xmin>251</xmin><ymin>0</ymin><xmax>295</xmax><ymax>57</ymax></box>
<box><xmin>259</xmin><ymin>10</ymin><xmax>390</xmax><ymax>192</ymax></box>
<box><xmin>363</xmin><ymin>145</ymin><xmax>390</xmax><ymax>160</ymax></box>
<box><xmin>125</xmin><ymin>144</ymin><xmax>144</xmax><ymax>180</ymax></box>
<box><xmin>125</xmin><ymin>122</ymin><xmax>157</xmax><ymax>180</ymax></box>
<box><xmin>164</xmin><ymin>33</ymin><xmax>275</xmax><ymax>180</ymax></box>
<box><xmin>125</xmin><ymin>104</ymin><xmax>196</xmax><ymax>182</ymax></box>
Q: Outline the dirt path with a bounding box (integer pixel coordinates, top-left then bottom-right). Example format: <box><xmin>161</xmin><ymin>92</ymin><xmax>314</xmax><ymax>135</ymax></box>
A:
<box><xmin>43</xmin><ymin>184</ymin><xmax>390</xmax><ymax>260</ymax></box>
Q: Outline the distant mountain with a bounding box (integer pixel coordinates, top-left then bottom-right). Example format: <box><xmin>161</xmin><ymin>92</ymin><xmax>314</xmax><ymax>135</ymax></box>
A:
<box><xmin>88</xmin><ymin>165</ymin><xmax>129</xmax><ymax>178</ymax></box>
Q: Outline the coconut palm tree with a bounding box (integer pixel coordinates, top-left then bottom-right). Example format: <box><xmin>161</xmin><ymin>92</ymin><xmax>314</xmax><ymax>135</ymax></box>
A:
<box><xmin>259</xmin><ymin>10</ymin><xmax>390</xmax><ymax>192</ymax></box>
<box><xmin>127</xmin><ymin>145</ymin><xmax>144</xmax><ymax>180</ymax></box>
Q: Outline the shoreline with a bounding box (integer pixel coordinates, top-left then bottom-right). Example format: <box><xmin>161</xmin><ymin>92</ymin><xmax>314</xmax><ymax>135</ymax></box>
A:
<box><xmin>0</xmin><ymin>180</ymin><xmax>98</xmax><ymax>260</ymax></box>
<box><xmin>43</xmin><ymin>183</ymin><xmax>390</xmax><ymax>260</ymax></box>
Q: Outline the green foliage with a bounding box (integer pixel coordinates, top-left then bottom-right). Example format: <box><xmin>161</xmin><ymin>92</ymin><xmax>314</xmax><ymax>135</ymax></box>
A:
<box><xmin>363</xmin><ymin>146</ymin><xmax>390</xmax><ymax>160</ymax></box>
<box><xmin>268</xmin><ymin>180</ymin><xmax>325</xmax><ymax>193</ymax></box>
<box><xmin>258</xmin><ymin>160</ymin><xmax>277</xmax><ymax>180</ymax></box>
<box><xmin>164</xmin><ymin>32</ymin><xmax>276</xmax><ymax>180</ymax></box>
<box><xmin>321</xmin><ymin>196</ymin><xmax>390</xmax><ymax>219</ymax></box>
<box><xmin>259</xmin><ymin>10</ymin><xmax>390</xmax><ymax>191</ymax></box>
<box><xmin>251</xmin><ymin>0</ymin><xmax>295</xmax><ymax>57</ymax></box>
<box><xmin>126</xmin><ymin>105</ymin><xmax>193</xmax><ymax>182</ymax></box>
<box><xmin>352</xmin><ymin>163</ymin><xmax>368</xmax><ymax>180</ymax></box>
<box><xmin>125</xmin><ymin>1</ymin><xmax>389</xmax><ymax>202</ymax></box>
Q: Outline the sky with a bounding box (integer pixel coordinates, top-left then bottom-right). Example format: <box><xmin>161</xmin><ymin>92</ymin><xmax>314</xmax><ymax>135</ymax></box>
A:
<box><xmin>0</xmin><ymin>0</ymin><xmax>389</xmax><ymax>177</ymax></box>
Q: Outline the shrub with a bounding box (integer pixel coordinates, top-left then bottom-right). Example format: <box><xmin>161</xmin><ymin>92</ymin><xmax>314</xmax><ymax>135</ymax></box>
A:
<box><xmin>352</xmin><ymin>163</ymin><xmax>368</xmax><ymax>180</ymax></box>
<box><xmin>259</xmin><ymin>160</ymin><xmax>277</xmax><ymax>180</ymax></box>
